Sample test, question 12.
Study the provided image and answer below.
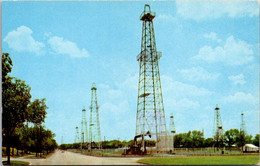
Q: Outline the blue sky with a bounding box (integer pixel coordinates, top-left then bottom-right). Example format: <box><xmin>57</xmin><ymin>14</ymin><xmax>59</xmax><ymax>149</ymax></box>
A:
<box><xmin>2</xmin><ymin>1</ymin><xmax>259</xmax><ymax>145</ymax></box>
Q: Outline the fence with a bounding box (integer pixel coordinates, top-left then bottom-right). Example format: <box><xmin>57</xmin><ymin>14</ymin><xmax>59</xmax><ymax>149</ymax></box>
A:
<box><xmin>68</xmin><ymin>147</ymin><xmax>244</xmax><ymax>157</ymax></box>
<box><xmin>173</xmin><ymin>147</ymin><xmax>242</xmax><ymax>156</ymax></box>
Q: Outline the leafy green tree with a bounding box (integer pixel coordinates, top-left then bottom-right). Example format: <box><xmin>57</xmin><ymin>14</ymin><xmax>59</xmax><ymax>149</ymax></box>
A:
<box><xmin>2</xmin><ymin>76</ymin><xmax>31</xmax><ymax>163</ymax></box>
<box><xmin>18</xmin><ymin>125</ymin><xmax>36</xmax><ymax>153</ymax></box>
<box><xmin>174</xmin><ymin>133</ymin><xmax>183</xmax><ymax>148</ymax></box>
<box><xmin>2</xmin><ymin>53</ymin><xmax>33</xmax><ymax>164</ymax></box>
<box><xmin>182</xmin><ymin>131</ymin><xmax>192</xmax><ymax>148</ymax></box>
<box><xmin>27</xmin><ymin>98</ymin><xmax>48</xmax><ymax>125</ymax></box>
<box><xmin>2</xmin><ymin>53</ymin><xmax>57</xmax><ymax>161</ymax></box>
<box><xmin>224</xmin><ymin>129</ymin><xmax>239</xmax><ymax>147</ymax></box>
<box><xmin>2</xmin><ymin>52</ymin><xmax>12</xmax><ymax>82</ymax></box>
<box><xmin>191</xmin><ymin>130</ymin><xmax>204</xmax><ymax>147</ymax></box>
<box><xmin>24</xmin><ymin>125</ymin><xmax>57</xmax><ymax>156</ymax></box>
<box><xmin>253</xmin><ymin>134</ymin><xmax>259</xmax><ymax>146</ymax></box>
<box><xmin>245</xmin><ymin>134</ymin><xmax>253</xmax><ymax>144</ymax></box>
<box><xmin>203</xmin><ymin>137</ymin><xmax>214</xmax><ymax>147</ymax></box>
<box><xmin>238</xmin><ymin>130</ymin><xmax>246</xmax><ymax>147</ymax></box>
<box><xmin>43</xmin><ymin>131</ymin><xmax>57</xmax><ymax>154</ymax></box>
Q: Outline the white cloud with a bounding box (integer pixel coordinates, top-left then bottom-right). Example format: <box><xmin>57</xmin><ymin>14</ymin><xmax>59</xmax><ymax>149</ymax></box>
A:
<box><xmin>117</xmin><ymin>73</ymin><xmax>139</xmax><ymax>91</ymax></box>
<box><xmin>167</xmin><ymin>98</ymin><xmax>200</xmax><ymax>111</ymax></box>
<box><xmin>99</xmin><ymin>100</ymin><xmax>135</xmax><ymax>140</ymax></box>
<box><xmin>4</xmin><ymin>26</ymin><xmax>45</xmax><ymax>55</ymax></box>
<box><xmin>204</xmin><ymin>32</ymin><xmax>222</xmax><ymax>43</ymax></box>
<box><xmin>157</xmin><ymin>14</ymin><xmax>175</xmax><ymax>21</ymax></box>
<box><xmin>100</xmin><ymin>101</ymin><xmax>129</xmax><ymax>117</ymax></box>
<box><xmin>193</xmin><ymin>36</ymin><xmax>254</xmax><ymax>65</ymax></box>
<box><xmin>161</xmin><ymin>75</ymin><xmax>212</xmax><ymax>97</ymax></box>
<box><xmin>176</xmin><ymin>1</ymin><xmax>259</xmax><ymax>21</ymax></box>
<box><xmin>48</xmin><ymin>36</ymin><xmax>90</xmax><ymax>58</ymax></box>
<box><xmin>222</xmin><ymin>92</ymin><xmax>258</xmax><ymax>104</ymax></box>
<box><xmin>179</xmin><ymin>66</ymin><xmax>220</xmax><ymax>81</ymax></box>
<box><xmin>228</xmin><ymin>74</ymin><xmax>246</xmax><ymax>85</ymax></box>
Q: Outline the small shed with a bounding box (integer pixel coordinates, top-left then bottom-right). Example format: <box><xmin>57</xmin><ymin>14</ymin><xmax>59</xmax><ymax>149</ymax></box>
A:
<box><xmin>242</xmin><ymin>144</ymin><xmax>259</xmax><ymax>152</ymax></box>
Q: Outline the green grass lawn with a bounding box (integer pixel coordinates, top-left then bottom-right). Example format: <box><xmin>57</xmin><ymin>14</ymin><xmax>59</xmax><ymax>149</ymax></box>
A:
<box><xmin>2</xmin><ymin>160</ymin><xmax>30</xmax><ymax>165</ymax></box>
<box><xmin>138</xmin><ymin>155</ymin><xmax>260</xmax><ymax>165</ymax></box>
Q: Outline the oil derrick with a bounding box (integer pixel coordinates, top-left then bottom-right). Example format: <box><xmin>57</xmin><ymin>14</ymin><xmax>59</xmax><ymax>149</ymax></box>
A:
<box><xmin>169</xmin><ymin>114</ymin><xmax>176</xmax><ymax>151</ymax></box>
<box><xmin>213</xmin><ymin>104</ymin><xmax>224</xmax><ymax>147</ymax></box>
<box><xmin>169</xmin><ymin>115</ymin><xmax>176</xmax><ymax>134</ymax></box>
<box><xmin>240</xmin><ymin>113</ymin><xmax>247</xmax><ymax>135</ymax></box>
<box><xmin>135</xmin><ymin>4</ymin><xmax>167</xmax><ymax>152</ymax></box>
<box><xmin>81</xmin><ymin>108</ymin><xmax>88</xmax><ymax>144</ymax></box>
<box><xmin>89</xmin><ymin>83</ymin><xmax>101</xmax><ymax>149</ymax></box>
<box><xmin>61</xmin><ymin>136</ymin><xmax>64</xmax><ymax>145</ymax></box>
<box><xmin>75</xmin><ymin>126</ymin><xmax>80</xmax><ymax>143</ymax></box>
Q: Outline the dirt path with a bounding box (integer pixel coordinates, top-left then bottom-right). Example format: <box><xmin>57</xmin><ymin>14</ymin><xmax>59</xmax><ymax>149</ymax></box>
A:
<box><xmin>7</xmin><ymin>150</ymin><xmax>144</xmax><ymax>165</ymax></box>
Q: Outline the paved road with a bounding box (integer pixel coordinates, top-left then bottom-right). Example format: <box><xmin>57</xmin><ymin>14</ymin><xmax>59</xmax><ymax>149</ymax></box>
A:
<box><xmin>4</xmin><ymin>150</ymin><xmax>144</xmax><ymax>165</ymax></box>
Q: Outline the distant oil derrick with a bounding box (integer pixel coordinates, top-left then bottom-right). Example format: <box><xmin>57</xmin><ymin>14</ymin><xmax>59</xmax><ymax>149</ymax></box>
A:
<box><xmin>135</xmin><ymin>4</ymin><xmax>167</xmax><ymax>153</ymax></box>
<box><xmin>61</xmin><ymin>136</ymin><xmax>64</xmax><ymax>145</ymax></box>
<box><xmin>81</xmin><ymin>108</ymin><xmax>88</xmax><ymax>144</ymax></box>
<box><xmin>169</xmin><ymin>114</ymin><xmax>176</xmax><ymax>151</ymax></box>
<box><xmin>169</xmin><ymin>115</ymin><xmax>176</xmax><ymax>135</ymax></box>
<box><xmin>213</xmin><ymin>104</ymin><xmax>224</xmax><ymax>147</ymax></box>
<box><xmin>89</xmin><ymin>83</ymin><xmax>101</xmax><ymax>149</ymax></box>
<box><xmin>74</xmin><ymin>126</ymin><xmax>80</xmax><ymax>143</ymax></box>
<box><xmin>240</xmin><ymin>112</ymin><xmax>247</xmax><ymax>135</ymax></box>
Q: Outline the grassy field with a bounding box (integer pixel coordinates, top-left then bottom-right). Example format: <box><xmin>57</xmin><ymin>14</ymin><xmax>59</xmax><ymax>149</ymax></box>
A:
<box><xmin>2</xmin><ymin>160</ymin><xmax>30</xmax><ymax>165</ymax></box>
<box><xmin>138</xmin><ymin>155</ymin><xmax>260</xmax><ymax>165</ymax></box>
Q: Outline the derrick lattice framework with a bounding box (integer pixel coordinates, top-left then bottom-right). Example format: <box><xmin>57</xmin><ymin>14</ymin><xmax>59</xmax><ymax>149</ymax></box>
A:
<box><xmin>81</xmin><ymin>108</ymin><xmax>88</xmax><ymax>143</ymax></box>
<box><xmin>89</xmin><ymin>83</ymin><xmax>101</xmax><ymax>149</ymax></box>
<box><xmin>169</xmin><ymin>115</ymin><xmax>176</xmax><ymax>135</ymax></box>
<box><xmin>213</xmin><ymin>105</ymin><xmax>224</xmax><ymax>143</ymax></box>
<box><xmin>74</xmin><ymin>126</ymin><xmax>80</xmax><ymax>143</ymax></box>
<box><xmin>168</xmin><ymin>114</ymin><xmax>176</xmax><ymax>151</ymax></box>
<box><xmin>240</xmin><ymin>113</ymin><xmax>247</xmax><ymax>135</ymax></box>
<box><xmin>135</xmin><ymin>4</ymin><xmax>167</xmax><ymax>151</ymax></box>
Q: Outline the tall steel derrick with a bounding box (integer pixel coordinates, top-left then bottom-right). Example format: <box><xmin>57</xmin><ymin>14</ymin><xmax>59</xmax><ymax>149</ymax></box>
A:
<box><xmin>135</xmin><ymin>4</ymin><xmax>167</xmax><ymax>152</ymax></box>
<box><xmin>213</xmin><ymin>105</ymin><xmax>224</xmax><ymax>146</ymax></box>
<box><xmin>169</xmin><ymin>114</ymin><xmax>176</xmax><ymax>151</ymax></box>
<box><xmin>81</xmin><ymin>108</ymin><xmax>88</xmax><ymax>143</ymax></box>
<box><xmin>74</xmin><ymin>126</ymin><xmax>80</xmax><ymax>143</ymax></box>
<box><xmin>240</xmin><ymin>113</ymin><xmax>247</xmax><ymax>135</ymax></box>
<box><xmin>169</xmin><ymin>115</ymin><xmax>176</xmax><ymax>135</ymax></box>
<box><xmin>89</xmin><ymin>83</ymin><xmax>101</xmax><ymax>149</ymax></box>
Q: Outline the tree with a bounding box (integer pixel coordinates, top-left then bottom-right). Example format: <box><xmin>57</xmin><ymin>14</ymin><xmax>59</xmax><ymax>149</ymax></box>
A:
<box><xmin>27</xmin><ymin>98</ymin><xmax>48</xmax><ymax>125</ymax></box>
<box><xmin>2</xmin><ymin>77</ymin><xmax>31</xmax><ymax>164</ymax></box>
<box><xmin>224</xmin><ymin>129</ymin><xmax>239</xmax><ymax>147</ymax></box>
<box><xmin>191</xmin><ymin>130</ymin><xmax>204</xmax><ymax>148</ymax></box>
<box><xmin>253</xmin><ymin>134</ymin><xmax>259</xmax><ymax>146</ymax></box>
<box><xmin>2</xmin><ymin>52</ymin><xmax>12</xmax><ymax>82</ymax></box>
<box><xmin>245</xmin><ymin>134</ymin><xmax>253</xmax><ymax>144</ymax></box>
<box><xmin>2</xmin><ymin>53</ymin><xmax>57</xmax><ymax>162</ymax></box>
<box><xmin>174</xmin><ymin>133</ymin><xmax>183</xmax><ymax>148</ymax></box>
<box><xmin>182</xmin><ymin>131</ymin><xmax>192</xmax><ymax>148</ymax></box>
<box><xmin>43</xmin><ymin>130</ymin><xmax>57</xmax><ymax>154</ymax></box>
<box><xmin>203</xmin><ymin>138</ymin><xmax>214</xmax><ymax>147</ymax></box>
<box><xmin>238</xmin><ymin>130</ymin><xmax>246</xmax><ymax>148</ymax></box>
